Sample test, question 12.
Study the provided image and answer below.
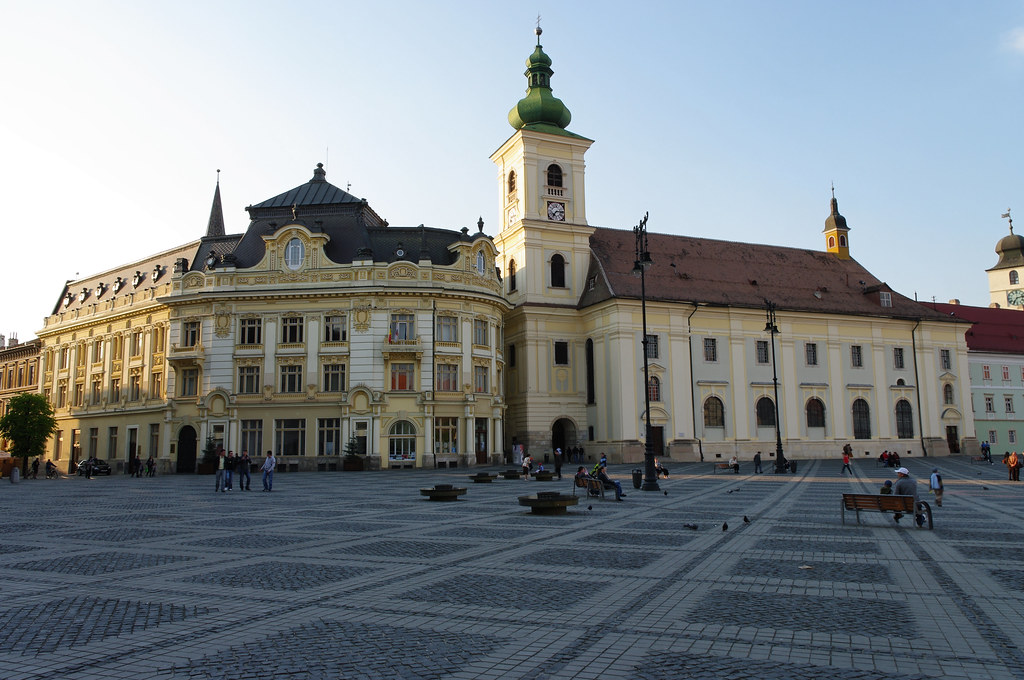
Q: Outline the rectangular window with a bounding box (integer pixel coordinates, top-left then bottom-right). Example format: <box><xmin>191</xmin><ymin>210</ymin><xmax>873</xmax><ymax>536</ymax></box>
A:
<box><xmin>880</xmin><ymin>291</ymin><xmax>892</xmax><ymax>307</ymax></box>
<box><xmin>112</xmin><ymin>335</ymin><xmax>123</xmax><ymax>359</ymax></box>
<box><xmin>237</xmin><ymin>366</ymin><xmax>260</xmax><ymax>394</ymax></box>
<box><xmin>239</xmin><ymin>318</ymin><xmax>262</xmax><ymax>345</ymax></box>
<box><xmin>130</xmin><ymin>331</ymin><xmax>143</xmax><ymax>357</ymax></box>
<box><xmin>110</xmin><ymin>377</ymin><xmax>121</xmax><ymax>402</ymax></box>
<box><xmin>149</xmin><ymin>424</ymin><xmax>159</xmax><ymax>458</ymax></box>
<box><xmin>281</xmin><ymin>316</ymin><xmax>304</xmax><ymax>344</ymax></box>
<box><xmin>1003</xmin><ymin>366</ymin><xmax>1011</xmax><ymax>381</ymax></box>
<box><xmin>554</xmin><ymin>341</ymin><xmax>569</xmax><ymax>365</ymax></box>
<box><xmin>940</xmin><ymin>349</ymin><xmax>951</xmax><ymax>371</ymax></box>
<box><xmin>76</xmin><ymin>346</ymin><xmax>86</xmax><ymax>367</ymax></box>
<box><xmin>1006</xmin><ymin>396</ymin><xmax>1015</xmax><ymax>414</ymax></box>
<box><xmin>240</xmin><ymin>420</ymin><xmax>263</xmax><ymax>458</ymax></box>
<box><xmin>129</xmin><ymin>371</ymin><xmax>141</xmax><ymax>401</ymax></box>
<box><xmin>851</xmin><ymin>345</ymin><xmax>863</xmax><ymax>368</ymax></box>
<box><xmin>55</xmin><ymin>430</ymin><xmax>63</xmax><ymax>459</ymax></box>
<box><xmin>108</xmin><ymin>426</ymin><xmax>118</xmax><ymax>459</ymax></box>
<box><xmin>390</xmin><ymin>313</ymin><xmax>415</xmax><ymax>342</ymax></box>
<box><xmin>73</xmin><ymin>382</ymin><xmax>84</xmax><ymax>407</ymax></box>
<box><xmin>983</xmin><ymin>365</ymin><xmax>991</xmax><ymax>380</ymax></box>
<box><xmin>317</xmin><ymin>418</ymin><xmax>341</xmax><ymax>456</ymax></box>
<box><xmin>391</xmin><ymin>362</ymin><xmax>415</xmax><ymax>391</ymax></box>
<box><xmin>437</xmin><ymin>315</ymin><xmax>458</xmax><ymax>342</ymax></box>
<box><xmin>473</xmin><ymin>319</ymin><xmax>488</xmax><ymax>346</ymax></box>
<box><xmin>274</xmin><ymin>419</ymin><xmax>306</xmax><ymax>456</ymax></box>
<box><xmin>57</xmin><ymin>381</ymin><xmax>67</xmax><ymax>408</ymax></box>
<box><xmin>323</xmin><ymin>315</ymin><xmax>347</xmax><ymax>342</ymax></box>
<box><xmin>805</xmin><ymin>343</ymin><xmax>818</xmax><ymax>366</ymax></box>
<box><xmin>150</xmin><ymin>372</ymin><xmax>163</xmax><ymax>399</ymax></box>
<box><xmin>893</xmin><ymin>347</ymin><xmax>905</xmax><ymax>370</ymax></box>
<box><xmin>322</xmin><ymin>363</ymin><xmax>346</xmax><ymax>392</ymax></box>
<box><xmin>59</xmin><ymin>347</ymin><xmax>69</xmax><ymax>370</ymax></box>
<box><xmin>756</xmin><ymin>340</ymin><xmax>769</xmax><ymax>364</ymax></box>
<box><xmin>152</xmin><ymin>327</ymin><xmax>165</xmax><ymax>354</ymax></box>
<box><xmin>474</xmin><ymin>365</ymin><xmax>488</xmax><ymax>393</ymax></box>
<box><xmin>703</xmin><ymin>337</ymin><xmax>717</xmax><ymax>362</ymax></box>
<box><xmin>92</xmin><ymin>339</ymin><xmax>104</xmax><ymax>364</ymax></box>
<box><xmin>182</xmin><ymin>321</ymin><xmax>200</xmax><ymax>347</ymax></box>
<box><xmin>436</xmin><ymin>364</ymin><xmax>459</xmax><ymax>392</ymax></box>
<box><xmin>988</xmin><ymin>430</ymin><xmax>997</xmax><ymax>444</ymax></box>
<box><xmin>279</xmin><ymin>365</ymin><xmax>302</xmax><ymax>393</ymax></box>
<box><xmin>179</xmin><ymin>368</ymin><xmax>198</xmax><ymax>397</ymax></box>
<box><xmin>434</xmin><ymin>416</ymin><xmax>458</xmax><ymax>454</ymax></box>
<box><xmin>1010</xmin><ymin>430</ymin><xmax>1017</xmax><ymax>444</ymax></box>
<box><xmin>89</xmin><ymin>428</ymin><xmax>98</xmax><ymax>458</ymax></box>
<box><xmin>985</xmin><ymin>396</ymin><xmax>995</xmax><ymax>413</ymax></box>
<box><xmin>508</xmin><ymin>344</ymin><xmax>516</xmax><ymax>367</ymax></box>
<box><xmin>645</xmin><ymin>334</ymin><xmax>659</xmax><ymax>359</ymax></box>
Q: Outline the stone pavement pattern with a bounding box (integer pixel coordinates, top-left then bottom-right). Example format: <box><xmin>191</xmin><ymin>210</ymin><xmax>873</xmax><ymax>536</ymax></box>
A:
<box><xmin>1</xmin><ymin>456</ymin><xmax>1022</xmax><ymax>679</ymax></box>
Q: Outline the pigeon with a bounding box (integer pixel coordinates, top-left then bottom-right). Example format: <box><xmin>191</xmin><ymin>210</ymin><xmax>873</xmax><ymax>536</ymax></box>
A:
<box><xmin>587</xmin><ymin>505</ymin><xmax>593</xmax><ymax>511</ymax></box>
<box><xmin>664</xmin><ymin>491</ymin><xmax>668</xmax><ymax>496</ymax></box>
<box><xmin>722</xmin><ymin>522</ymin><xmax>728</xmax><ymax>531</ymax></box>
<box><xmin>727</xmin><ymin>490</ymin><xmax>733</xmax><ymax>494</ymax></box>
<box><xmin>683</xmin><ymin>523</ymin><xmax>698</xmax><ymax>530</ymax></box>
<box><xmin>743</xmin><ymin>516</ymin><xmax>750</xmax><ymax>524</ymax></box>
<box><xmin>983</xmin><ymin>486</ymin><xmax>989</xmax><ymax>490</ymax></box>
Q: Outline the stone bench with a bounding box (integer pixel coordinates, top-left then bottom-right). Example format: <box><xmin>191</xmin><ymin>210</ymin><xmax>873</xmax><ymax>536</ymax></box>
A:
<box><xmin>420</xmin><ymin>484</ymin><xmax>467</xmax><ymax>502</ymax></box>
<box><xmin>500</xmin><ymin>470</ymin><xmax>522</xmax><ymax>480</ymax></box>
<box><xmin>469</xmin><ymin>473</ymin><xmax>498</xmax><ymax>483</ymax></box>
<box><xmin>518</xmin><ymin>491</ymin><xmax>579</xmax><ymax>514</ymax></box>
<box><xmin>532</xmin><ymin>471</ymin><xmax>555</xmax><ymax>482</ymax></box>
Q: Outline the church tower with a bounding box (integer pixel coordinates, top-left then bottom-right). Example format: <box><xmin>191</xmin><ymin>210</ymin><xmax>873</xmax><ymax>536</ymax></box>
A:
<box><xmin>823</xmin><ymin>189</ymin><xmax>851</xmax><ymax>259</ymax></box>
<box><xmin>987</xmin><ymin>210</ymin><xmax>1024</xmax><ymax>309</ymax></box>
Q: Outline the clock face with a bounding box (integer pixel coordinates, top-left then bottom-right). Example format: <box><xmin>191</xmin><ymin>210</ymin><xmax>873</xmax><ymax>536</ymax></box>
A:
<box><xmin>547</xmin><ymin>201</ymin><xmax>565</xmax><ymax>221</ymax></box>
<box><xmin>1008</xmin><ymin>289</ymin><xmax>1024</xmax><ymax>306</ymax></box>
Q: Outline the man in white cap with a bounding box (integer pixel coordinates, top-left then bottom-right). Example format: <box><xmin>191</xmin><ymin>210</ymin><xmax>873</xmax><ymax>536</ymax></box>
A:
<box><xmin>892</xmin><ymin>467</ymin><xmax>922</xmax><ymax>525</ymax></box>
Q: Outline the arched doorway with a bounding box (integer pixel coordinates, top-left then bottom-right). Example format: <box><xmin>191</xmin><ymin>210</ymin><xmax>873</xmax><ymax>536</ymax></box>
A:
<box><xmin>176</xmin><ymin>426</ymin><xmax>198</xmax><ymax>474</ymax></box>
<box><xmin>551</xmin><ymin>418</ymin><xmax>576</xmax><ymax>462</ymax></box>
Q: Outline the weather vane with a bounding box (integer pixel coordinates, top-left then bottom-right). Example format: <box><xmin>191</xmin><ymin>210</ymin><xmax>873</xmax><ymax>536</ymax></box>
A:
<box><xmin>1002</xmin><ymin>208</ymin><xmax>1014</xmax><ymax>234</ymax></box>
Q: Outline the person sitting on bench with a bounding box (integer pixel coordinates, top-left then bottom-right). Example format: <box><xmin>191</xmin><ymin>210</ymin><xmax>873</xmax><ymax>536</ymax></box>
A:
<box><xmin>575</xmin><ymin>466</ymin><xmax>601</xmax><ymax>496</ymax></box>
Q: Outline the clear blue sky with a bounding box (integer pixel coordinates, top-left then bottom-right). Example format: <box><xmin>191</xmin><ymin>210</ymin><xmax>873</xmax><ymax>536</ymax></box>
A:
<box><xmin>2</xmin><ymin>1</ymin><xmax>1022</xmax><ymax>341</ymax></box>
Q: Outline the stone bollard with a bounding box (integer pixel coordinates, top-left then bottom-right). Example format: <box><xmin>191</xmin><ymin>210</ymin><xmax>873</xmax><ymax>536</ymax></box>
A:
<box><xmin>10</xmin><ymin>467</ymin><xmax>20</xmax><ymax>484</ymax></box>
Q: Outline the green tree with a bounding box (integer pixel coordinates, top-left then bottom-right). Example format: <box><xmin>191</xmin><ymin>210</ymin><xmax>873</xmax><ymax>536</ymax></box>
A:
<box><xmin>0</xmin><ymin>393</ymin><xmax>58</xmax><ymax>475</ymax></box>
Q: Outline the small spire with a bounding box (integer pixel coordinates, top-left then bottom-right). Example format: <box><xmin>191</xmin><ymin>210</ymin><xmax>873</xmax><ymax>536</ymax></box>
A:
<box><xmin>1003</xmin><ymin>208</ymin><xmax>1014</xmax><ymax>234</ymax></box>
<box><xmin>535</xmin><ymin>15</ymin><xmax>542</xmax><ymax>44</ymax></box>
<box><xmin>205</xmin><ymin>170</ymin><xmax>226</xmax><ymax>237</ymax></box>
<box><xmin>477</xmin><ymin>216</ymin><xmax>484</xmax><ymax>232</ymax></box>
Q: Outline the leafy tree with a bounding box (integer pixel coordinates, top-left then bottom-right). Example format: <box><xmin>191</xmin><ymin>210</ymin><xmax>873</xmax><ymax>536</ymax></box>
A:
<box><xmin>0</xmin><ymin>393</ymin><xmax>58</xmax><ymax>475</ymax></box>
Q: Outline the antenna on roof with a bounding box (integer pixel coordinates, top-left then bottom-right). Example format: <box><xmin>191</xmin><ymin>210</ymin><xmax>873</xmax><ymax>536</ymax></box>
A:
<box><xmin>347</xmin><ymin>182</ymin><xmax>351</xmax><ymax>192</ymax></box>
<box><xmin>325</xmin><ymin>146</ymin><xmax>328</xmax><ymax>171</ymax></box>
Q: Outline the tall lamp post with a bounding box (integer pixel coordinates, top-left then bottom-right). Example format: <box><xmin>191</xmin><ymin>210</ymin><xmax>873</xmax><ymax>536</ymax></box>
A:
<box><xmin>764</xmin><ymin>300</ymin><xmax>787</xmax><ymax>472</ymax></box>
<box><xmin>633</xmin><ymin>212</ymin><xmax>660</xmax><ymax>491</ymax></box>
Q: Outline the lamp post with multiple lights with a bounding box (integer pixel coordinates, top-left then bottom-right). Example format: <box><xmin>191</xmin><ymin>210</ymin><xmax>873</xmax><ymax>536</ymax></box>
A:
<box><xmin>633</xmin><ymin>212</ymin><xmax>660</xmax><ymax>491</ymax></box>
<box><xmin>764</xmin><ymin>299</ymin><xmax>787</xmax><ymax>472</ymax></box>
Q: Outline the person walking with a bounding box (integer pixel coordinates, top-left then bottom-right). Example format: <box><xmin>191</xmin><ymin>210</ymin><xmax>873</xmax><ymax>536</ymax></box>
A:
<box><xmin>261</xmin><ymin>450</ymin><xmax>276</xmax><ymax>491</ymax></box>
<box><xmin>553</xmin><ymin>447</ymin><xmax>564</xmax><ymax>480</ymax></box>
<box><xmin>521</xmin><ymin>453</ymin><xmax>533</xmax><ymax>479</ymax></box>
<box><xmin>238</xmin><ymin>450</ymin><xmax>252</xmax><ymax>490</ymax></box>
<box><xmin>840</xmin><ymin>449</ymin><xmax>852</xmax><ymax>475</ymax></box>
<box><xmin>215</xmin><ymin>449</ymin><xmax>227</xmax><ymax>492</ymax></box>
<box><xmin>1005</xmin><ymin>452</ymin><xmax>1018</xmax><ymax>481</ymax></box>
<box><xmin>753</xmin><ymin>451</ymin><xmax>762</xmax><ymax>474</ymax></box>
<box><xmin>1013</xmin><ymin>451</ymin><xmax>1022</xmax><ymax>482</ymax></box>
<box><xmin>224</xmin><ymin>451</ymin><xmax>235</xmax><ymax>490</ymax></box>
<box><xmin>30</xmin><ymin>457</ymin><xmax>40</xmax><ymax>479</ymax></box>
<box><xmin>145</xmin><ymin>455</ymin><xmax>155</xmax><ymax>477</ymax></box>
<box><xmin>929</xmin><ymin>468</ymin><xmax>944</xmax><ymax>507</ymax></box>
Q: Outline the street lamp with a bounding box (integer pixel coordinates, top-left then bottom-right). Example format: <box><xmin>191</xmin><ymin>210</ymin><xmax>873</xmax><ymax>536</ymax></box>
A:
<box><xmin>764</xmin><ymin>300</ymin><xmax>787</xmax><ymax>472</ymax></box>
<box><xmin>633</xmin><ymin>212</ymin><xmax>659</xmax><ymax>491</ymax></box>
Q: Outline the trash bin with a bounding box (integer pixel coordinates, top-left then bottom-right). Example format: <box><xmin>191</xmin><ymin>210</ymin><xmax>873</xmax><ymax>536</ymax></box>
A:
<box><xmin>790</xmin><ymin>460</ymin><xmax>797</xmax><ymax>474</ymax></box>
<box><xmin>632</xmin><ymin>469</ymin><xmax>643</xmax><ymax>489</ymax></box>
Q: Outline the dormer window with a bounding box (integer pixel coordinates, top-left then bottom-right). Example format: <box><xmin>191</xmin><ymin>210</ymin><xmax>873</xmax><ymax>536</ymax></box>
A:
<box><xmin>546</xmin><ymin>164</ymin><xmax>563</xmax><ymax>187</ymax></box>
<box><xmin>63</xmin><ymin>292</ymin><xmax>73</xmax><ymax>307</ymax></box>
<box><xmin>96</xmin><ymin>282</ymin><xmax>106</xmax><ymax>298</ymax></box>
<box><xmin>152</xmin><ymin>265</ymin><xmax>162</xmax><ymax>282</ymax></box>
<box><xmin>880</xmin><ymin>291</ymin><xmax>892</xmax><ymax>307</ymax></box>
<box><xmin>284</xmin><ymin>238</ymin><xmax>305</xmax><ymax>270</ymax></box>
<box><xmin>113</xmin><ymin>277</ymin><xmax>124</xmax><ymax>293</ymax></box>
<box><xmin>78</xmin><ymin>288</ymin><xmax>88</xmax><ymax>303</ymax></box>
<box><xmin>132</xmin><ymin>271</ymin><xmax>143</xmax><ymax>288</ymax></box>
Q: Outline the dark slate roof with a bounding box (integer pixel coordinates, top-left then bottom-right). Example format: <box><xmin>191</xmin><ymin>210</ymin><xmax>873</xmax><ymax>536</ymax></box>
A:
<box><xmin>246</xmin><ymin>163</ymin><xmax>366</xmax><ymax>213</ymax></box>
<box><xmin>189</xmin><ymin>235</ymin><xmax>244</xmax><ymax>272</ymax></box>
<box><xmin>929</xmin><ymin>302</ymin><xmax>1024</xmax><ymax>354</ymax></box>
<box><xmin>580</xmin><ymin>227</ymin><xmax>952</xmax><ymax>321</ymax></box>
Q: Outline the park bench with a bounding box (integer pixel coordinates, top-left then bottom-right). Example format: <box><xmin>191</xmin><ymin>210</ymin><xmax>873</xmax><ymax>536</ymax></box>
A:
<box><xmin>712</xmin><ymin>463</ymin><xmax>733</xmax><ymax>474</ymax></box>
<box><xmin>840</xmin><ymin>493</ymin><xmax>932</xmax><ymax>529</ymax></box>
<box><xmin>571</xmin><ymin>475</ymin><xmax>605</xmax><ymax>499</ymax></box>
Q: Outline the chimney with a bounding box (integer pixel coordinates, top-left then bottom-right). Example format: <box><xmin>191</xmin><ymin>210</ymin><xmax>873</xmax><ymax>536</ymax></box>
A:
<box><xmin>947</xmin><ymin>299</ymin><xmax>960</xmax><ymax>305</ymax></box>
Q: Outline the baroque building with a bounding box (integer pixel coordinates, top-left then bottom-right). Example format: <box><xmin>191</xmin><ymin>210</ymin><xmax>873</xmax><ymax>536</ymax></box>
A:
<box><xmin>0</xmin><ymin>336</ymin><xmax>41</xmax><ymax>453</ymax></box>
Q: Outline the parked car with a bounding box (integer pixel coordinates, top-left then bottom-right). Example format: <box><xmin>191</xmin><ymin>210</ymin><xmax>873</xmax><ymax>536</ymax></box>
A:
<box><xmin>76</xmin><ymin>458</ymin><xmax>112</xmax><ymax>476</ymax></box>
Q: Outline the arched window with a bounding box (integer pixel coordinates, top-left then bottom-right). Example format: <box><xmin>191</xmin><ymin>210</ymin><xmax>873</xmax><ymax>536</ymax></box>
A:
<box><xmin>895</xmin><ymin>400</ymin><xmax>914</xmax><ymax>439</ymax></box>
<box><xmin>943</xmin><ymin>383</ymin><xmax>954</xmax><ymax>405</ymax></box>
<box><xmin>852</xmin><ymin>398</ymin><xmax>871</xmax><ymax>439</ymax></box>
<box><xmin>704</xmin><ymin>396</ymin><xmax>724</xmax><ymax>428</ymax></box>
<box><xmin>839</xmin><ymin>235</ymin><xmax>847</xmax><ymax>247</ymax></box>
<box><xmin>1011</xmin><ymin>271</ymin><xmax>1020</xmax><ymax>285</ymax></box>
<box><xmin>388</xmin><ymin>420</ymin><xmax>416</xmax><ymax>462</ymax></box>
<box><xmin>507</xmin><ymin>170</ymin><xmax>516</xmax><ymax>194</ymax></box>
<box><xmin>284</xmin><ymin>238</ymin><xmax>305</xmax><ymax>270</ymax></box>
<box><xmin>546</xmin><ymin>164</ymin><xmax>563</xmax><ymax>187</ymax></box>
<box><xmin>828</xmin><ymin>236</ymin><xmax>836</xmax><ymax>249</ymax></box>
<box><xmin>648</xmin><ymin>376</ymin><xmax>661</xmax><ymax>402</ymax></box>
<box><xmin>476</xmin><ymin>250</ymin><xmax>486</xmax><ymax>275</ymax></box>
<box><xmin>508</xmin><ymin>259</ymin><xmax>517</xmax><ymax>292</ymax></box>
<box><xmin>806</xmin><ymin>398</ymin><xmax>825</xmax><ymax>428</ymax></box>
<box><xmin>756</xmin><ymin>397</ymin><xmax>776</xmax><ymax>427</ymax></box>
<box><xmin>585</xmin><ymin>339</ymin><xmax>595</xmax><ymax>404</ymax></box>
<box><xmin>550</xmin><ymin>254</ymin><xmax>566</xmax><ymax>288</ymax></box>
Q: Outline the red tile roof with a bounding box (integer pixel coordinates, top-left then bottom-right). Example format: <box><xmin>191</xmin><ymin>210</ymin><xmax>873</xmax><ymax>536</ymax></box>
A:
<box><xmin>928</xmin><ymin>303</ymin><xmax>1024</xmax><ymax>354</ymax></box>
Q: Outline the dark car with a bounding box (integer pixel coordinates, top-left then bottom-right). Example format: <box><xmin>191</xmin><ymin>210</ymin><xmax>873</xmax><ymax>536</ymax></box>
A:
<box><xmin>76</xmin><ymin>458</ymin><xmax>112</xmax><ymax>476</ymax></box>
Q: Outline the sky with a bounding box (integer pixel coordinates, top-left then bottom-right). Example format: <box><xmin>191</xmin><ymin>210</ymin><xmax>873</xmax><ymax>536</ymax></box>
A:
<box><xmin>2</xmin><ymin>1</ymin><xmax>1023</xmax><ymax>341</ymax></box>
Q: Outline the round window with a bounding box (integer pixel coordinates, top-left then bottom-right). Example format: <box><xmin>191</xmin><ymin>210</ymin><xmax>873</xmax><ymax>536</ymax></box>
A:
<box><xmin>284</xmin><ymin>238</ymin><xmax>305</xmax><ymax>270</ymax></box>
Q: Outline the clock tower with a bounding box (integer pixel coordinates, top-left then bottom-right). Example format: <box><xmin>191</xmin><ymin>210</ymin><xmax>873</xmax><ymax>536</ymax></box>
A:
<box><xmin>987</xmin><ymin>211</ymin><xmax>1024</xmax><ymax>309</ymax></box>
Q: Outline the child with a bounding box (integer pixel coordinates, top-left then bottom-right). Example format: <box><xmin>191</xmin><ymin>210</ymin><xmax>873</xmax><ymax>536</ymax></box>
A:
<box><xmin>879</xmin><ymin>479</ymin><xmax>893</xmax><ymax>494</ymax></box>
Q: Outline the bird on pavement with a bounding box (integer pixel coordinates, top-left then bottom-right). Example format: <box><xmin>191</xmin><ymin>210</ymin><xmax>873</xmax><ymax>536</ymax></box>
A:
<box><xmin>722</xmin><ymin>522</ymin><xmax>728</xmax><ymax>531</ymax></box>
<box><xmin>743</xmin><ymin>516</ymin><xmax>750</xmax><ymax>524</ymax></box>
<box><xmin>683</xmin><ymin>523</ymin><xmax>698</xmax><ymax>530</ymax></box>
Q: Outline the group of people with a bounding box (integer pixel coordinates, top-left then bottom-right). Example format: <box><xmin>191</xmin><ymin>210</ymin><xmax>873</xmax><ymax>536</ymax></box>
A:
<box><xmin>214</xmin><ymin>449</ymin><xmax>257</xmax><ymax>492</ymax></box>
<box><xmin>127</xmin><ymin>454</ymin><xmax>156</xmax><ymax>478</ymax></box>
<box><xmin>878</xmin><ymin>450</ymin><xmax>902</xmax><ymax>468</ymax></box>
<box><xmin>878</xmin><ymin>466</ymin><xmax>944</xmax><ymax>525</ymax></box>
<box><xmin>575</xmin><ymin>460</ymin><xmax>627</xmax><ymax>501</ymax></box>
<box><xmin>1003</xmin><ymin>451</ymin><xmax>1023</xmax><ymax>481</ymax></box>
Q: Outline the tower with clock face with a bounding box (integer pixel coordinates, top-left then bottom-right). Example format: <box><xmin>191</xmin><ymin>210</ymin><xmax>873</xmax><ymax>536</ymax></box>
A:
<box><xmin>491</xmin><ymin>27</ymin><xmax>594</xmax><ymax>307</ymax></box>
<box><xmin>987</xmin><ymin>215</ymin><xmax>1024</xmax><ymax>309</ymax></box>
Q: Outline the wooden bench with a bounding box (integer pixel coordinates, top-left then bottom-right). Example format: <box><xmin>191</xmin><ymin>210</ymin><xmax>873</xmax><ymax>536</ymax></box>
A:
<box><xmin>571</xmin><ymin>476</ymin><xmax>605</xmax><ymax>499</ymax></box>
<box><xmin>841</xmin><ymin>493</ymin><xmax>932</xmax><ymax>529</ymax></box>
<box><xmin>712</xmin><ymin>463</ymin><xmax>733</xmax><ymax>474</ymax></box>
